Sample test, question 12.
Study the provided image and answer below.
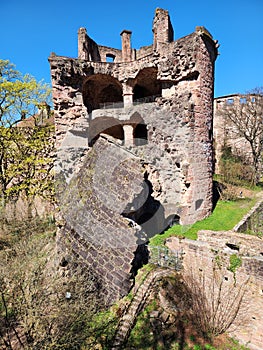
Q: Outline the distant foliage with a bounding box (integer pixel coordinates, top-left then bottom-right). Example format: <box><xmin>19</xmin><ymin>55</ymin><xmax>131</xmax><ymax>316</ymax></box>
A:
<box><xmin>219</xmin><ymin>145</ymin><xmax>254</xmax><ymax>186</ymax></box>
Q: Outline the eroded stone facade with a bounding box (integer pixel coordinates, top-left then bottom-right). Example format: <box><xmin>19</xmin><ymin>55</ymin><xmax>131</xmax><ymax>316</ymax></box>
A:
<box><xmin>49</xmin><ymin>8</ymin><xmax>218</xmax><ymax>302</ymax></box>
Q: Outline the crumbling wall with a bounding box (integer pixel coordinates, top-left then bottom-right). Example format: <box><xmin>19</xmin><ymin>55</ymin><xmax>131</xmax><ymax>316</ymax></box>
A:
<box><xmin>78</xmin><ymin>27</ymin><xmax>101</xmax><ymax>61</ymax></box>
<box><xmin>166</xmin><ymin>232</ymin><xmax>263</xmax><ymax>350</ymax></box>
<box><xmin>98</xmin><ymin>45</ymin><xmax>122</xmax><ymax>63</ymax></box>
<box><xmin>153</xmin><ymin>8</ymin><xmax>174</xmax><ymax>51</ymax></box>
<box><xmin>49</xmin><ymin>30</ymin><xmax>217</xmax><ymax>223</ymax></box>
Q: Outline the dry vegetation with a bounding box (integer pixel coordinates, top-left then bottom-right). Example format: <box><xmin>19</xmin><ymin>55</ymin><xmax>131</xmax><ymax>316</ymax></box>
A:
<box><xmin>0</xmin><ymin>218</ymin><xmax>104</xmax><ymax>350</ymax></box>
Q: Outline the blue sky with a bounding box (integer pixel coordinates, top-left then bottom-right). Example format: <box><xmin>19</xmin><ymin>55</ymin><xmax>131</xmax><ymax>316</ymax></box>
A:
<box><xmin>1</xmin><ymin>0</ymin><xmax>262</xmax><ymax>97</ymax></box>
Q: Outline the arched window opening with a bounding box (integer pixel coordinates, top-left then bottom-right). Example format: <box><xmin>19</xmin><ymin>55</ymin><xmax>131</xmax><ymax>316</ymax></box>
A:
<box><xmin>133</xmin><ymin>67</ymin><xmax>161</xmax><ymax>102</ymax></box>
<box><xmin>106</xmin><ymin>54</ymin><xmax>115</xmax><ymax>63</ymax></box>
<box><xmin>133</xmin><ymin>85</ymin><xmax>152</xmax><ymax>101</ymax></box>
<box><xmin>129</xmin><ymin>112</ymin><xmax>148</xmax><ymax>146</ymax></box>
<box><xmin>83</xmin><ymin>74</ymin><xmax>123</xmax><ymax>113</ymax></box>
<box><xmin>88</xmin><ymin>117</ymin><xmax>124</xmax><ymax>145</ymax></box>
<box><xmin>134</xmin><ymin>124</ymin><xmax>148</xmax><ymax>146</ymax></box>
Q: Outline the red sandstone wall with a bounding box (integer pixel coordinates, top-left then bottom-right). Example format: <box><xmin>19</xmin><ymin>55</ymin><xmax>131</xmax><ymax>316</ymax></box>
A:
<box><xmin>166</xmin><ymin>232</ymin><xmax>263</xmax><ymax>350</ymax></box>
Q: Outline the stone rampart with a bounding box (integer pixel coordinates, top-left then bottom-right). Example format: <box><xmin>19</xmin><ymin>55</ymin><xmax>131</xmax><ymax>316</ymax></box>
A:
<box><xmin>233</xmin><ymin>197</ymin><xmax>263</xmax><ymax>235</ymax></box>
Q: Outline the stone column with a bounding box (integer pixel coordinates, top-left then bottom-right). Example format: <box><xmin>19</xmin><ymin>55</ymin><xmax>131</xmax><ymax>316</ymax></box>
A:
<box><xmin>123</xmin><ymin>125</ymin><xmax>134</xmax><ymax>146</ymax></box>
<box><xmin>78</xmin><ymin>27</ymin><xmax>88</xmax><ymax>59</ymax></box>
<box><xmin>120</xmin><ymin>30</ymin><xmax>132</xmax><ymax>62</ymax></box>
<box><xmin>122</xmin><ymin>83</ymin><xmax>133</xmax><ymax>107</ymax></box>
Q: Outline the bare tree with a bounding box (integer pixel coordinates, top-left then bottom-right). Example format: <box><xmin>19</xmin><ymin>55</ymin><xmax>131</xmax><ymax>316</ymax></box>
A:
<box><xmin>183</xmin><ymin>260</ymin><xmax>250</xmax><ymax>338</ymax></box>
<box><xmin>218</xmin><ymin>88</ymin><xmax>263</xmax><ymax>185</ymax></box>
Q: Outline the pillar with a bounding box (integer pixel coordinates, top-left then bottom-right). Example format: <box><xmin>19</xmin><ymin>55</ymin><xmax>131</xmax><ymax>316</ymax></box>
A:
<box><xmin>123</xmin><ymin>125</ymin><xmax>134</xmax><ymax>146</ymax></box>
<box><xmin>120</xmin><ymin>30</ymin><xmax>132</xmax><ymax>62</ymax></box>
<box><xmin>122</xmin><ymin>83</ymin><xmax>133</xmax><ymax>107</ymax></box>
<box><xmin>152</xmin><ymin>8</ymin><xmax>174</xmax><ymax>51</ymax></box>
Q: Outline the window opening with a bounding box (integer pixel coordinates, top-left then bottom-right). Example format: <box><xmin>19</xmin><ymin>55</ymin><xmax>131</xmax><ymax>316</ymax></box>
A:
<box><xmin>133</xmin><ymin>67</ymin><xmax>161</xmax><ymax>101</ymax></box>
<box><xmin>82</xmin><ymin>74</ymin><xmax>123</xmax><ymax>112</ymax></box>
<box><xmin>106</xmin><ymin>54</ymin><xmax>115</xmax><ymax>63</ymax></box>
<box><xmin>134</xmin><ymin>123</ymin><xmax>148</xmax><ymax>146</ymax></box>
<box><xmin>240</xmin><ymin>97</ymin><xmax>246</xmax><ymax>104</ymax></box>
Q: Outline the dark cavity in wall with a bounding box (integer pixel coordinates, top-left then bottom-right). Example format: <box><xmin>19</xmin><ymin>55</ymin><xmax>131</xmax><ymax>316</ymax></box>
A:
<box><xmin>82</xmin><ymin>74</ymin><xmax>123</xmax><ymax>112</ymax></box>
<box><xmin>133</xmin><ymin>67</ymin><xmax>161</xmax><ymax>101</ymax></box>
<box><xmin>212</xmin><ymin>180</ymin><xmax>224</xmax><ymax>210</ymax></box>
<box><xmin>122</xmin><ymin>172</ymin><xmax>179</xmax><ymax>277</ymax></box>
<box><xmin>226</xmin><ymin>243</ymin><xmax>240</xmax><ymax>251</ymax></box>
<box><xmin>133</xmin><ymin>123</ymin><xmax>148</xmax><ymax>146</ymax></box>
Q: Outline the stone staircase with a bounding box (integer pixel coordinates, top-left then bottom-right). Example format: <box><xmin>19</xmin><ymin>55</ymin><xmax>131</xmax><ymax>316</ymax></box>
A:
<box><xmin>111</xmin><ymin>267</ymin><xmax>177</xmax><ymax>349</ymax></box>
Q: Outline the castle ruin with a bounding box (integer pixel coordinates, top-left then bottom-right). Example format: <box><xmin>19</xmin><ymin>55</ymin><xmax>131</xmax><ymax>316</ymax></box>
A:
<box><xmin>214</xmin><ymin>93</ymin><xmax>263</xmax><ymax>176</ymax></box>
<box><xmin>49</xmin><ymin>9</ymin><xmax>219</xmax><ymax>303</ymax></box>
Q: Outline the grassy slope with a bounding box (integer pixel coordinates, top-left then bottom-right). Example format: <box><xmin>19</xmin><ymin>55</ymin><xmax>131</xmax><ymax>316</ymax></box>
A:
<box><xmin>150</xmin><ymin>196</ymin><xmax>258</xmax><ymax>245</ymax></box>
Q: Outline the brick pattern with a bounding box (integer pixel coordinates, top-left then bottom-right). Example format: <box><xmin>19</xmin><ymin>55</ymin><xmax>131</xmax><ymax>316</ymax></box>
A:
<box><xmin>56</xmin><ymin>136</ymin><xmax>147</xmax><ymax>303</ymax></box>
<box><xmin>112</xmin><ymin>268</ymin><xmax>177</xmax><ymax>349</ymax></box>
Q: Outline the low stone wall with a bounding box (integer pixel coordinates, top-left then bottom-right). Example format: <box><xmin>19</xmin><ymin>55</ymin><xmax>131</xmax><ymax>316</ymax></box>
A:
<box><xmin>166</xmin><ymin>231</ymin><xmax>263</xmax><ymax>350</ymax></box>
<box><xmin>233</xmin><ymin>198</ymin><xmax>263</xmax><ymax>235</ymax></box>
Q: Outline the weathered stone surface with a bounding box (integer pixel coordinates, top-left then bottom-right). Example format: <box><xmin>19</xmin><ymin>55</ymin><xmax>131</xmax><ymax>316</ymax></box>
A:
<box><xmin>50</xmin><ymin>8</ymin><xmax>218</xmax><ymax>303</ymax></box>
<box><xmin>166</xmin><ymin>232</ymin><xmax>263</xmax><ymax>350</ymax></box>
<box><xmin>56</xmin><ymin>136</ymin><xmax>146</xmax><ymax>302</ymax></box>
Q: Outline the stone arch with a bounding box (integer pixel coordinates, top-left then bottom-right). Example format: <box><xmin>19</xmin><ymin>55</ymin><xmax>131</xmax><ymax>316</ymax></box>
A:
<box><xmin>88</xmin><ymin>117</ymin><xmax>124</xmax><ymax>145</ymax></box>
<box><xmin>129</xmin><ymin>112</ymin><xmax>148</xmax><ymax>146</ymax></box>
<box><xmin>133</xmin><ymin>67</ymin><xmax>161</xmax><ymax>101</ymax></box>
<box><xmin>83</xmin><ymin>74</ymin><xmax>123</xmax><ymax>112</ymax></box>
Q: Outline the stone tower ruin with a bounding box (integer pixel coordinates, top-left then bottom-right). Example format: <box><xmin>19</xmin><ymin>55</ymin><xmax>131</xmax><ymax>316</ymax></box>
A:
<box><xmin>49</xmin><ymin>8</ymin><xmax>219</xmax><ymax>303</ymax></box>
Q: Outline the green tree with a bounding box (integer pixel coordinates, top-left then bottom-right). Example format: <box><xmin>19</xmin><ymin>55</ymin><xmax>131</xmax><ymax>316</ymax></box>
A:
<box><xmin>0</xmin><ymin>59</ymin><xmax>52</xmax><ymax>126</ymax></box>
<box><xmin>0</xmin><ymin>60</ymin><xmax>54</xmax><ymax>206</ymax></box>
<box><xmin>0</xmin><ymin>125</ymin><xmax>54</xmax><ymax>202</ymax></box>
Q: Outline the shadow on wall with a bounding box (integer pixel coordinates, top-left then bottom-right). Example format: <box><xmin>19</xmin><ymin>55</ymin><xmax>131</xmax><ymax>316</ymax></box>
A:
<box><xmin>88</xmin><ymin>117</ymin><xmax>124</xmax><ymax>146</ymax></box>
<box><xmin>122</xmin><ymin>174</ymin><xmax>180</xmax><ymax>277</ymax></box>
<box><xmin>82</xmin><ymin>68</ymin><xmax>161</xmax><ymax>113</ymax></box>
<box><xmin>88</xmin><ymin>112</ymin><xmax>148</xmax><ymax>146</ymax></box>
<box><xmin>83</xmin><ymin>74</ymin><xmax>123</xmax><ymax>113</ymax></box>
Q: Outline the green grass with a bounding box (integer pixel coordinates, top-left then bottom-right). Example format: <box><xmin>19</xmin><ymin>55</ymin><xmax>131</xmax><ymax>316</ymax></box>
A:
<box><xmin>150</xmin><ymin>197</ymin><xmax>258</xmax><ymax>246</ymax></box>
